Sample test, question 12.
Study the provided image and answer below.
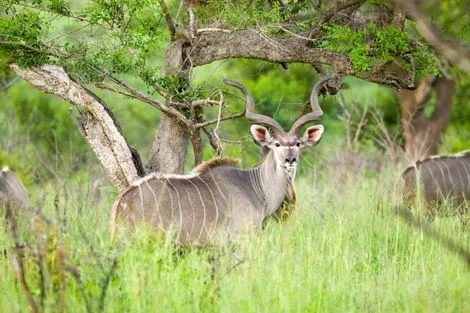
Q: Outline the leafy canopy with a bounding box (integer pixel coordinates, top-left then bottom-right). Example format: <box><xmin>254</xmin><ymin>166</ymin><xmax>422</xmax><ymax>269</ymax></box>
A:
<box><xmin>1</xmin><ymin>0</ymin><xmax>444</xmax><ymax>85</ymax></box>
<box><xmin>1</xmin><ymin>0</ymin><xmax>168</xmax><ymax>85</ymax></box>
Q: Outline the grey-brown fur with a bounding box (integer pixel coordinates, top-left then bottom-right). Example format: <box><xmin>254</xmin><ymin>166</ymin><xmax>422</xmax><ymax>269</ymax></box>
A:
<box><xmin>0</xmin><ymin>167</ymin><xmax>29</xmax><ymax>208</ymax></box>
<box><xmin>402</xmin><ymin>150</ymin><xmax>470</xmax><ymax>213</ymax></box>
<box><xmin>111</xmin><ymin>153</ymin><xmax>295</xmax><ymax>245</ymax></box>
<box><xmin>192</xmin><ymin>157</ymin><xmax>241</xmax><ymax>174</ymax></box>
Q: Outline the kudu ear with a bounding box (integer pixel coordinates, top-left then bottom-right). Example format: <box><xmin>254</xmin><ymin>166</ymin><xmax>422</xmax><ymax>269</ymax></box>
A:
<box><xmin>250</xmin><ymin>125</ymin><xmax>273</xmax><ymax>146</ymax></box>
<box><xmin>302</xmin><ymin>125</ymin><xmax>324</xmax><ymax>146</ymax></box>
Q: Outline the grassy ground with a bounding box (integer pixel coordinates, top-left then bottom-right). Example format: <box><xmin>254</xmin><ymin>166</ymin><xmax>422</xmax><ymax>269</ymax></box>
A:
<box><xmin>1</xmin><ymin>154</ymin><xmax>470</xmax><ymax>313</ymax></box>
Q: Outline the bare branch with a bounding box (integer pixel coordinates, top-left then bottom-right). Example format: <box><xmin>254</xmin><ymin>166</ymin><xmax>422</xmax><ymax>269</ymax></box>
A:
<box><xmin>14</xmin><ymin>2</ymin><xmax>114</xmax><ymax>31</ymax></box>
<box><xmin>66</xmin><ymin>265</ymin><xmax>93</xmax><ymax>313</ymax></box>
<box><xmin>97</xmin><ymin>81</ymin><xmax>169</xmax><ymax>105</ymax></box>
<box><xmin>203</xmin><ymin>127</ymin><xmax>225</xmax><ymax>156</ymax></box>
<box><xmin>353</xmin><ymin>104</ymin><xmax>368</xmax><ymax>146</ymax></box>
<box><xmin>214</xmin><ymin>90</ymin><xmax>224</xmax><ymax>137</ymax></box>
<box><xmin>197</xmin><ymin>28</ymin><xmax>231</xmax><ymax>34</ymax></box>
<box><xmin>188</xmin><ymin>6</ymin><xmax>196</xmax><ymax>39</ymax></box>
<box><xmin>191</xmin><ymin>99</ymin><xmax>222</xmax><ymax>107</ymax></box>
<box><xmin>202</xmin><ymin>90</ymin><xmax>226</xmax><ymax>157</ymax></box>
<box><xmin>0</xmin><ymin>41</ymin><xmax>69</xmax><ymax>59</ymax></box>
<box><xmin>278</xmin><ymin>26</ymin><xmax>318</xmax><ymax>43</ymax></box>
<box><xmin>98</xmin><ymin>258</ymin><xmax>119</xmax><ymax>312</ymax></box>
<box><xmin>4</xmin><ymin>202</ymin><xmax>40</xmax><ymax>313</ymax></box>
<box><xmin>106</xmin><ymin>75</ymin><xmax>192</xmax><ymax>128</ymax></box>
<box><xmin>45</xmin><ymin>24</ymin><xmax>92</xmax><ymax>44</ymax></box>
<box><xmin>158</xmin><ymin>0</ymin><xmax>177</xmax><ymax>40</ymax></box>
<box><xmin>10</xmin><ymin>64</ymin><xmax>142</xmax><ymax>191</ymax></box>
<box><xmin>219</xmin><ymin>138</ymin><xmax>252</xmax><ymax>144</ymax></box>
<box><xmin>95</xmin><ymin>82</ymin><xmax>141</xmax><ymax>100</ymax></box>
<box><xmin>195</xmin><ymin>111</ymin><xmax>245</xmax><ymax>128</ymax></box>
<box><xmin>10</xmin><ymin>252</ymin><xmax>40</xmax><ymax>313</ymax></box>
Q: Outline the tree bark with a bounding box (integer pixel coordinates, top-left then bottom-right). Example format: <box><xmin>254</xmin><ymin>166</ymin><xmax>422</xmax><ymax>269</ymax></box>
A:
<box><xmin>397</xmin><ymin>77</ymin><xmax>454</xmax><ymax>161</ymax></box>
<box><xmin>182</xmin><ymin>29</ymin><xmax>414</xmax><ymax>89</ymax></box>
<box><xmin>146</xmin><ymin>38</ymin><xmax>192</xmax><ymax>175</ymax></box>
<box><xmin>146</xmin><ymin>117</ymin><xmax>189</xmax><ymax>174</ymax></box>
<box><xmin>10</xmin><ymin>64</ymin><xmax>143</xmax><ymax>192</ymax></box>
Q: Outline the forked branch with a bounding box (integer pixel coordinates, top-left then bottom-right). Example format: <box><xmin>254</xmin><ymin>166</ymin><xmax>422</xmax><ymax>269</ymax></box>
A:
<box><xmin>10</xmin><ymin>64</ymin><xmax>142</xmax><ymax>191</ymax></box>
<box><xmin>158</xmin><ymin>0</ymin><xmax>177</xmax><ymax>40</ymax></box>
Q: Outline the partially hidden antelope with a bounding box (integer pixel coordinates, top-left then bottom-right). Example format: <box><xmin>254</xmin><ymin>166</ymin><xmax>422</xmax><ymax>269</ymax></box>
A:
<box><xmin>111</xmin><ymin>75</ymin><xmax>335</xmax><ymax>245</ymax></box>
<box><xmin>402</xmin><ymin>150</ymin><xmax>470</xmax><ymax>217</ymax></box>
<box><xmin>0</xmin><ymin>166</ymin><xmax>29</xmax><ymax>209</ymax></box>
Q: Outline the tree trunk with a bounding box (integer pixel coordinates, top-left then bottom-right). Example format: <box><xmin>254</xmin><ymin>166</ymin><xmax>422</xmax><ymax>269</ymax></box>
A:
<box><xmin>146</xmin><ymin>116</ymin><xmax>190</xmax><ymax>174</ymax></box>
<box><xmin>10</xmin><ymin>64</ymin><xmax>143</xmax><ymax>192</ymax></box>
<box><xmin>397</xmin><ymin>77</ymin><xmax>454</xmax><ymax>161</ymax></box>
<box><xmin>146</xmin><ymin>38</ymin><xmax>193</xmax><ymax>174</ymax></box>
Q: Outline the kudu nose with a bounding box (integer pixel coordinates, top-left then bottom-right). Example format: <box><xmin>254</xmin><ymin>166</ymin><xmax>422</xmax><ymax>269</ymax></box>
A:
<box><xmin>285</xmin><ymin>157</ymin><xmax>297</xmax><ymax>164</ymax></box>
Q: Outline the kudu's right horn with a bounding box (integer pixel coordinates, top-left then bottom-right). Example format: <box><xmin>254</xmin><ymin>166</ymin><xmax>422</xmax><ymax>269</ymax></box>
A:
<box><xmin>288</xmin><ymin>74</ymin><xmax>336</xmax><ymax>135</ymax></box>
<box><xmin>224</xmin><ymin>79</ymin><xmax>285</xmax><ymax>135</ymax></box>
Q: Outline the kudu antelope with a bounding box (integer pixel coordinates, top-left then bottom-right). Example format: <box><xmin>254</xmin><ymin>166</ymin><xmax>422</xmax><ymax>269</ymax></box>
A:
<box><xmin>402</xmin><ymin>151</ymin><xmax>470</xmax><ymax>217</ymax></box>
<box><xmin>0</xmin><ymin>166</ymin><xmax>29</xmax><ymax>209</ymax></box>
<box><xmin>111</xmin><ymin>75</ymin><xmax>335</xmax><ymax>245</ymax></box>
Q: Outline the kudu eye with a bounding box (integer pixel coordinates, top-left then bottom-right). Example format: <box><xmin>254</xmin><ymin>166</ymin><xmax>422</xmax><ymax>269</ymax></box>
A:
<box><xmin>296</xmin><ymin>142</ymin><xmax>301</xmax><ymax>147</ymax></box>
<box><xmin>275</xmin><ymin>143</ymin><xmax>280</xmax><ymax>147</ymax></box>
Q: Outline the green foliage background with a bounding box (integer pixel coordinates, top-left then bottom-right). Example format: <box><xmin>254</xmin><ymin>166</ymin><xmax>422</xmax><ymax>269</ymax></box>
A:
<box><xmin>3</xmin><ymin>57</ymin><xmax>470</xmax><ymax>183</ymax></box>
<box><xmin>0</xmin><ymin>0</ymin><xmax>469</xmax><ymax>184</ymax></box>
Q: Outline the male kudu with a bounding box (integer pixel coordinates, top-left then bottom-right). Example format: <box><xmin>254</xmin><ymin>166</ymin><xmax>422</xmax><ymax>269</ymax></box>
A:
<box><xmin>111</xmin><ymin>75</ymin><xmax>335</xmax><ymax>245</ymax></box>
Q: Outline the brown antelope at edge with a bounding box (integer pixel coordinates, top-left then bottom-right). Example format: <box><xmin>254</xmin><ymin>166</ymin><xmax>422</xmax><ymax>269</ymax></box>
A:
<box><xmin>0</xmin><ymin>166</ymin><xmax>29</xmax><ymax>209</ymax></box>
<box><xmin>402</xmin><ymin>150</ymin><xmax>470</xmax><ymax>216</ymax></box>
<box><xmin>111</xmin><ymin>75</ymin><xmax>335</xmax><ymax>245</ymax></box>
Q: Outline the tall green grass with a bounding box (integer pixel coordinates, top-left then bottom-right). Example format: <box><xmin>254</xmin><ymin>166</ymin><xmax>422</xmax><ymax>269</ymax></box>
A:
<box><xmin>1</xmin><ymin>155</ymin><xmax>470</xmax><ymax>313</ymax></box>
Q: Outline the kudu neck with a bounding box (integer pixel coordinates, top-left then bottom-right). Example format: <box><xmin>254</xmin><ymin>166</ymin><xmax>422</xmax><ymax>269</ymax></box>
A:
<box><xmin>251</xmin><ymin>150</ymin><xmax>294</xmax><ymax>217</ymax></box>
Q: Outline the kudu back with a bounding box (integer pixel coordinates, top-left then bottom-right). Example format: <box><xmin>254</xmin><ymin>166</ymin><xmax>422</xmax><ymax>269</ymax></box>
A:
<box><xmin>111</xmin><ymin>76</ymin><xmax>335</xmax><ymax>245</ymax></box>
<box><xmin>0</xmin><ymin>166</ymin><xmax>29</xmax><ymax>209</ymax></box>
<box><xmin>402</xmin><ymin>151</ymin><xmax>470</xmax><ymax>214</ymax></box>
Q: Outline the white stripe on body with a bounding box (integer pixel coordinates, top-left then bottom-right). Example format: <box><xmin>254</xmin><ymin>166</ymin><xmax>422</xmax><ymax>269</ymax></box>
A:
<box><xmin>197</xmin><ymin>175</ymin><xmax>220</xmax><ymax>234</ymax></box>
<box><xmin>163</xmin><ymin>179</ymin><xmax>175</xmax><ymax>227</ymax></box>
<box><xmin>449</xmin><ymin>159</ymin><xmax>465</xmax><ymax>196</ymax></box>
<box><xmin>180</xmin><ymin>181</ymin><xmax>197</xmax><ymax>241</ymax></box>
<box><xmin>440</xmin><ymin>160</ymin><xmax>455</xmax><ymax>193</ymax></box>
<box><xmin>456</xmin><ymin>158</ymin><xmax>470</xmax><ymax>191</ymax></box>
<box><xmin>166</xmin><ymin>179</ymin><xmax>184</xmax><ymax>239</ymax></box>
<box><xmin>145</xmin><ymin>180</ymin><xmax>163</xmax><ymax>228</ymax></box>
<box><xmin>249</xmin><ymin>169</ymin><xmax>264</xmax><ymax>205</ymax></box>
<box><xmin>423</xmin><ymin>162</ymin><xmax>441</xmax><ymax>198</ymax></box>
<box><xmin>208</xmin><ymin>169</ymin><xmax>229</xmax><ymax>209</ymax></box>
<box><xmin>185</xmin><ymin>178</ymin><xmax>207</xmax><ymax>243</ymax></box>
<box><xmin>138</xmin><ymin>184</ymin><xmax>144</xmax><ymax>220</ymax></box>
